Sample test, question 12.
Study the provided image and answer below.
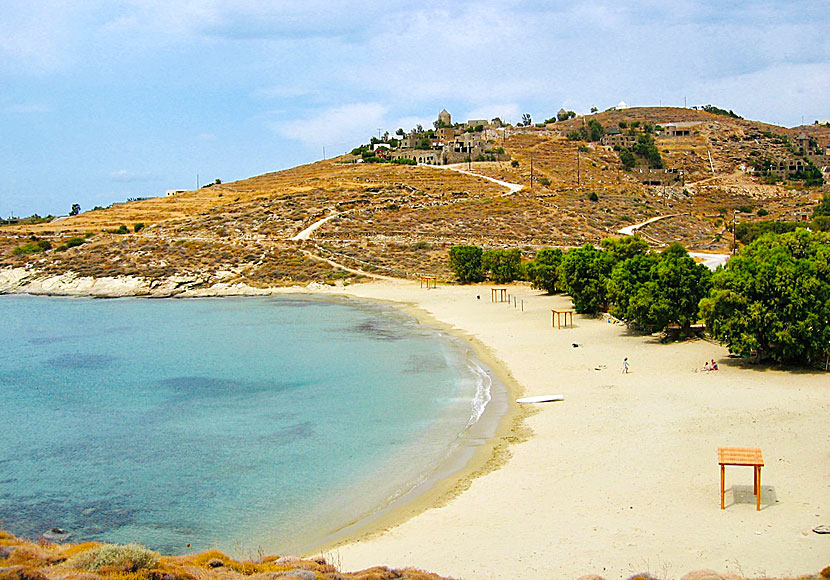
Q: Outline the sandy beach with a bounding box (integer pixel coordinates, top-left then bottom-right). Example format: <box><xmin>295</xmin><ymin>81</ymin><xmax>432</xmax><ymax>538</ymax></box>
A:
<box><xmin>315</xmin><ymin>280</ymin><xmax>829</xmax><ymax>579</ymax></box>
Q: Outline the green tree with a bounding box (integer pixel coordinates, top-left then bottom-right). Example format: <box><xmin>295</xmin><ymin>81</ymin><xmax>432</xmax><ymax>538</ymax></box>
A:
<box><xmin>814</xmin><ymin>192</ymin><xmax>830</xmax><ymax>217</ymax></box>
<box><xmin>587</xmin><ymin>119</ymin><xmax>605</xmax><ymax>141</ymax></box>
<box><xmin>525</xmin><ymin>248</ymin><xmax>563</xmax><ymax>294</ymax></box>
<box><xmin>607</xmin><ymin>252</ymin><xmax>658</xmax><ymax>321</ymax></box>
<box><xmin>601</xmin><ymin>235</ymin><xmax>649</xmax><ymax>262</ymax></box>
<box><xmin>626</xmin><ymin>244</ymin><xmax>711</xmax><ymax>332</ymax></box>
<box><xmin>69</xmin><ymin>203</ymin><xmax>81</xmax><ymax>216</ymax></box>
<box><xmin>700</xmin><ymin>229</ymin><xmax>830</xmax><ymax>364</ymax></box>
<box><xmin>619</xmin><ymin>148</ymin><xmax>636</xmax><ymax>170</ymax></box>
<box><xmin>482</xmin><ymin>249</ymin><xmax>522</xmax><ymax>283</ymax></box>
<box><xmin>449</xmin><ymin>245</ymin><xmax>485</xmax><ymax>283</ymax></box>
<box><xmin>559</xmin><ymin>244</ymin><xmax>614</xmax><ymax>314</ymax></box>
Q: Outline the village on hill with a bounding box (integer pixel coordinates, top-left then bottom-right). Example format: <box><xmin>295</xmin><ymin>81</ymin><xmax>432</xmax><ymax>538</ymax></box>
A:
<box><xmin>1</xmin><ymin>105</ymin><xmax>829</xmax><ymax>294</ymax></box>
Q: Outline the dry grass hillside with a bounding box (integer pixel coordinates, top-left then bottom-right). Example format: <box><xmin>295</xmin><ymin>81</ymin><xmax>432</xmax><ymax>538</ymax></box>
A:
<box><xmin>2</xmin><ymin>108</ymin><xmax>827</xmax><ymax>287</ymax></box>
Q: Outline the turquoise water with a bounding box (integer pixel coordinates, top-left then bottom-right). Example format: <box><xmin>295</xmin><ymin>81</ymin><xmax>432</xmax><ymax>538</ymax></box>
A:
<box><xmin>0</xmin><ymin>295</ymin><xmax>494</xmax><ymax>556</ymax></box>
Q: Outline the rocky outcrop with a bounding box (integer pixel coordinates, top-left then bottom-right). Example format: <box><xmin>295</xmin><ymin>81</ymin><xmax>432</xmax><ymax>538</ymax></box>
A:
<box><xmin>0</xmin><ymin>268</ymin><xmax>331</xmax><ymax>299</ymax></box>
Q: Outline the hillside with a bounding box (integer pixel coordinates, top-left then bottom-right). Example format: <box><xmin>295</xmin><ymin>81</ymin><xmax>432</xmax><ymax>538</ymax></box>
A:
<box><xmin>2</xmin><ymin>107</ymin><xmax>827</xmax><ymax>291</ymax></box>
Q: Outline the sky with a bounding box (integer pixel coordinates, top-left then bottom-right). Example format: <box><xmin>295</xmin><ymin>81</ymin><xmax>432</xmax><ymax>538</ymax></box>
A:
<box><xmin>1</xmin><ymin>1</ymin><xmax>828</xmax><ymax>218</ymax></box>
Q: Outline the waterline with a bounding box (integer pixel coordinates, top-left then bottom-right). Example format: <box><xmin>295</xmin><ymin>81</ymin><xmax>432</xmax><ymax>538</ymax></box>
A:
<box><xmin>0</xmin><ymin>294</ymin><xmax>501</xmax><ymax>556</ymax></box>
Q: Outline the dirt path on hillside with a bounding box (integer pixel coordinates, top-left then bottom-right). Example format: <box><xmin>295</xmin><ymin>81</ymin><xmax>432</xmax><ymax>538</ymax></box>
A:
<box><xmin>617</xmin><ymin>213</ymin><xmax>680</xmax><ymax>236</ymax></box>
<box><xmin>427</xmin><ymin>163</ymin><xmax>524</xmax><ymax>195</ymax></box>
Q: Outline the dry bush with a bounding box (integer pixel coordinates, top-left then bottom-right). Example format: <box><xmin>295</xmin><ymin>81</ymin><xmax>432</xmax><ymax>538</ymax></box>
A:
<box><xmin>67</xmin><ymin>545</ymin><xmax>159</xmax><ymax>573</ymax></box>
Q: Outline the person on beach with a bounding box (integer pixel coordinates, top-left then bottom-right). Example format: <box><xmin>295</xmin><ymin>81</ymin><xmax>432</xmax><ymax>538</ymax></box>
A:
<box><xmin>702</xmin><ymin>360</ymin><xmax>712</xmax><ymax>372</ymax></box>
<box><xmin>710</xmin><ymin>359</ymin><xmax>719</xmax><ymax>371</ymax></box>
<box><xmin>622</xmin><ymin>357</ymin><xmax>629</xmax><ymax>374</ymax></box>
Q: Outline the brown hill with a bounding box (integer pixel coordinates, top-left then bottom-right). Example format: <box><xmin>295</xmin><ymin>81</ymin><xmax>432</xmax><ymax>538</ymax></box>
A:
<box><xmin>1</xmin><ymin>107</ymin><xmax>827</xmax><ymax>289</ymax></box>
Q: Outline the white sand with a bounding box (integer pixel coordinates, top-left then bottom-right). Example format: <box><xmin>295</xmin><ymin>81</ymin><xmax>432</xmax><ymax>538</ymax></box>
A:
<box><xmin>315</xmin><ymin>280</ymin><xmax>829</xmax><ymax>579</ymax></box>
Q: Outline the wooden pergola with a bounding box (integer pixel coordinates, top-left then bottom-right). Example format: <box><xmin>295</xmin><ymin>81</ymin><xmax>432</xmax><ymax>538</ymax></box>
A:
<box><xmin>718</xmin><ymin>447</ymin><xmax>764</xmax><ymax>511</ymax></box>
<box><xmin>491</xmin><ymin>288</ymin><xmax>508</xmax><ymax>303</ymax></box>
<box><xmin>551</xmin><ymin>309</ymin><xmax>574</xmax><ymax>329</ymax></box>
<box><xmin>419</xmin><ymin>275</ymin><xmax>437</xmax><ymax>289</ymax></box>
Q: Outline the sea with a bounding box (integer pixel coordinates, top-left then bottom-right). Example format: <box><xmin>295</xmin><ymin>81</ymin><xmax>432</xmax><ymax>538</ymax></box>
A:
<box><xmin>0</xmin><ymin>294</ymin><xmax>503</xmax><ymax>557</ymax></box>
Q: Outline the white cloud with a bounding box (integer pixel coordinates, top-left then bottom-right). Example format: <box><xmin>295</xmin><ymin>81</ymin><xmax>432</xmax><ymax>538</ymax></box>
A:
<box><xmin>272</xmin><ymin>103</ymin><xmax>389</xmax><ymax>148</ymax></box>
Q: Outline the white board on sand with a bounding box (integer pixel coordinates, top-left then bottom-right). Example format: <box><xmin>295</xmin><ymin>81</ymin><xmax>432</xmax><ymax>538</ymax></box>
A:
<box><xmin>516</xmin><ymin>395</ymin><xmax>564</xmax><ymax>404</ymax></box>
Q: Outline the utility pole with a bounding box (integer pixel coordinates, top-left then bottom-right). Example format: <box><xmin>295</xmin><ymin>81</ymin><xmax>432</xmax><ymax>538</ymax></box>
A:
<box><xmin>322</xmin><ymin>146</ymin><xmax>326</xmax><ymax>160</ymax></box>
<box><xmin>576</xmin><ymin>148</ymin><xmax>580</xmax><ymax>187</ymax></box>
<box><xmin>530</xmin><ymin>154</ymin><xmax>534</xmax><ymax>193</ymax></box>
<box><xmin>732</xmin><ymin>210</ymin><xmax>738</xmax><ymax>255</ymax></box>
<box><xmin>196</xmin><ymin>173</ymin><xmax>200</xmax><ymax>189</ymax></box>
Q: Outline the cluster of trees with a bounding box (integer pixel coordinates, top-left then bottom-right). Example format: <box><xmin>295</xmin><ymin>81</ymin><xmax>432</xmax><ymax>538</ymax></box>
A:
<box><xmin>567</xmin><ymin>119</ymin><xmax>605</xmax><ymax>142</ymax></box>
<box><xmin>450</xmin><ymin>237</ymin><xmax>711</xmax><ymax>333</ymax></box>
<box><xmin>702</xmin><ymin>229</ymin><xmax>829</xmax><ymax>365</ymax></box>
<box><xmin>449</xmin><ymin>229</ymin><xmax>830</xmax><ymax>366</ymax></box>
<box><xmin>448</xmin><ymin>246</ymin><xmax>521</xmax><ymax>283</ymax></box>
<box><xmin>701</xmin><ymin>104</ymin><xmax>742</xmax><ymax>119</ymax></box>
<box><xmin>544</xmin><ymin>110</ymin><xmax>577</xmax><ymax>124</ymax></box>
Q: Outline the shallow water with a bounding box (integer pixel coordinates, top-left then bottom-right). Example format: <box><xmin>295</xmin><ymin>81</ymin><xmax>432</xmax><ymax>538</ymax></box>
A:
<box><xmin>0</xmin><ymin>295</ymin><xmax>491</xmax><ymax>555</ymax></box>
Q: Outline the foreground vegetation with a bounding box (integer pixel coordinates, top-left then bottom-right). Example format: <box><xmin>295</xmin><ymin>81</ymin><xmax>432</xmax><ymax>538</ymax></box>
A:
<box><xmin>1</xmin><ymin>531</ymin><xmax>828</xmax><ymax>580</ymax></box>
<box><xmin>0</xmin><ymin>531</ymin><xmax>453</xmax><ymax>580</ymax></box>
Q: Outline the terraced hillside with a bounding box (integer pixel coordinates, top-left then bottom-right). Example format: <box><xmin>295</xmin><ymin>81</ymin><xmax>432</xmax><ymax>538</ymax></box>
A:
<box><xmin>2</xmin><ymin>107</ymin><xmax>827</xmax><ymax>289</ymax></box>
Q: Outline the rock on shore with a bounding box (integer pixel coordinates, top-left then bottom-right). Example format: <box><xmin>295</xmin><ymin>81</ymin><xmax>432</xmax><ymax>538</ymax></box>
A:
<box><xmin>0</xmin><ymin>268</ymin><xmax>328</xmax><ymax>298</ymax></box>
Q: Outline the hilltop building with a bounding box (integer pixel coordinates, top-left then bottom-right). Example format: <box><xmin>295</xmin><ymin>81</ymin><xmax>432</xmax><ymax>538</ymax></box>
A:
<box><xmin>383</xmin><ymin>110</ymin><xmax>509</xmax><ymax>166</ymax></box>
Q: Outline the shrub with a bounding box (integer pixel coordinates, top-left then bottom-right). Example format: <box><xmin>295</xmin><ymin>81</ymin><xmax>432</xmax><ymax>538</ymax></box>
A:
<box><xmin>449</xmin><ymin>245</ymin><xmax>484</xmax><ymax>283</ymax></box>
<box><xmin>525</xmin><ymin>248</ymin><xmax>562</xmax><ymax>294</ymax></box>
<box><xmin>12</xmin><ymin>240</ymin><xmax>51</xmax><ymax>255</ymax></box>
<box><xmin>619</xmin><ymin>148</ymin><xmax>636</xmax><ymax>170</ymax></box>
<box><xmin>67</xmin><ymin>544</ymin><xmax>159</xmax><ymax>572</ymax></box>
<box><xmin>482</xmin><ymin>248</ymin><xmax>521</xmax><ymax>283</ymax></box>
<box><xmin>756</xmin><ymin>208</ymin><xmax>768</xmax><ymax>217</ymax></box>
<box><xmin>133</xmin><ymin>223</ymin><xmax>145</xmax><ymax>233</ymax></box>
<box><xmin>537</xmin><ymin>177</ymin><xmax>551</xmax><ymax>186</ymax></box>
<box><xmin>510</xmin><ymin>160</ymin><xmax>519</xmax><ymax>167</ymax></box>
<box><xmin>588</xmin><ymin>192</ymin><xmax>599</xmax><ymax>202</ymax></box>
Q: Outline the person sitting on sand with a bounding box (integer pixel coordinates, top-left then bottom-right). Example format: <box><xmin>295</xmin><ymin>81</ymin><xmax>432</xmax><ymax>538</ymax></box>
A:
<box><xmin>702</xmin><ymin>360</ymin><xmax>711</xmax><ymax>372</ymax></box>
<box><xmin>710</xmin><ymin>359</ymin><xmax>719</xmax><ymax>371</ymax></box>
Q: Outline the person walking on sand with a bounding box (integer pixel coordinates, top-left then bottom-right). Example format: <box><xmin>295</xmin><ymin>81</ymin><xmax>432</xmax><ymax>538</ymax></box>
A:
<box><xmin>622</xmin><ymin>357</ymin><xmax>629</xmax><ymax>374</ymax></box>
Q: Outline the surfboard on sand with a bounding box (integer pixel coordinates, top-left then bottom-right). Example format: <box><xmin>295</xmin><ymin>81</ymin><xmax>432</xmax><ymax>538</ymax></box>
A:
<box><xmin>516</xmin><ymin>395</ymin><xmax>564</xmax><ymax>404</ymax></box>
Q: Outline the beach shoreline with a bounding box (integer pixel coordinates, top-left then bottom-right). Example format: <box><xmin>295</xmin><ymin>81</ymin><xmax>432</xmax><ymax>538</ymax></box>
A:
<box><xmin>310</xmin><ymin>280</ymin><xmax>828</xmax><ymax>580</ymax></box>
<box><xmin>1</xmin><ymin>272</ymin><xmax>827</xmax><ymax>579</ymax></box>
<box><xmin>297</xmin><ymin>287</ymin><xmax>531</xmax><ymax>558</ymax></box>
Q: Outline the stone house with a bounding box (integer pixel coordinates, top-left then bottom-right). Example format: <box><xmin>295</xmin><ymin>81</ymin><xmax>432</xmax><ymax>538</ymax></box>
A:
<box><xmin>601</xmin><ymin>128</ymin><xmax>637</xmax><ymax>148</ymax></box>
<box><xmin>465</xmin><ymin>119</ymin><xmax>488</xmax><ymax>129</ymax></box>
<box><xmin>771</xmin><ymin>158</ymin><xmax>808</xmax><ymax>177</ymax></box>
<box><xmin>436</xmin><ymin>127</ymin><xmax>456</xmax><ymax>143</ymax></box>
<box><xmin>391</xmin><ymin>149</ymin><xmax>445</xmax><ymax>165</ymax></box>
<box><xmin>438</xmin><ymin>109</ymin><xmax>452</xmax><ymax>126</ymax></box>
<box><xmin>661</xmin><ymin>122</ymin><xmax>700</xmax><ymax>137</ymax></box>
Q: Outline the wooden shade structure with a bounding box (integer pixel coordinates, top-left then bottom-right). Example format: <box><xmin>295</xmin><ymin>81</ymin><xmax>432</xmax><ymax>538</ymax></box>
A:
<box><xmin>551</xmin><ymin>309</ymin><xmax>574</xmax><ymax>329</ymax></box>
<box><xmin>718</xmin><ymin>447</ymin><xmax>764</xmax><ymax>511</ymax></box>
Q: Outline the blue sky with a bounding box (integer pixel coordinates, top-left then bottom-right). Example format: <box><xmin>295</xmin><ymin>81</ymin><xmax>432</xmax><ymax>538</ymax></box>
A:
<box><xmin>1</xmin><ymin>1</ymin><xmax>828</xmax><ymax>218</ymax></box>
